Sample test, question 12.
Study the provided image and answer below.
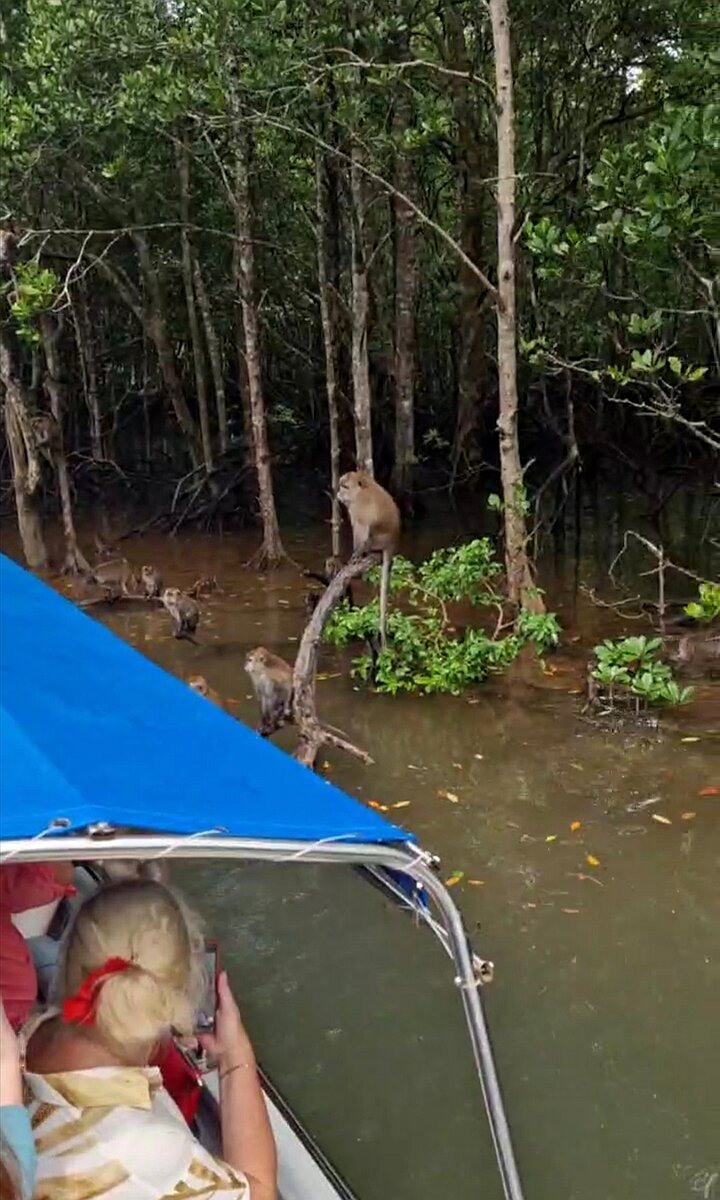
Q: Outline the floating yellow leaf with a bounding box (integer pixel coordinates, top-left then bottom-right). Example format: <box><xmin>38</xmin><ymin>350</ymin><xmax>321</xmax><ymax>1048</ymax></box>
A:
<box><xmin>438</xmin><ymin>789</ymin><xmax>459</xmax><ymax>803</ymax></box>
<box><xmin>562</xmin><ymin>908</ymin><xmax>580</xmax><ymax>915</ymax></box>
<box><xmin>467</xmin><ymin>879</ymin><xmax>485</xmax><ymax>886</ymax></box>
<box><xmin>586</xmin><ymin>854</ymin><xmax>601</xmax><ymax>868</ymax></box>
<box><xmin>651</xmin><ymin>813</ymin><xmax>672</xmax><ymax>825</ymax></box>
<box><xmin>322</xmin><ymin>761</ymin><xmax>332</xmax><ymax>772</ymax></box>
<box><xmin>368</xmin><ymin>800</ymin><xmax>389</xmax><ymax>812</ymax></box>
<box><xmin>570</xmin><ymin>821</ymin><xmax>582</xmax><ymax>832</ymax></box>
<box><xmin>567</xmin><ymin>688</ymin><xmax>582</xmax><ymax>695</ymax></box>
<box><xmin>681</xmin><ymin>811</ymin><xmax>696</xmax><ymax>821</ymax></box>
<box><xmin>545</xmin><ymin>834</ymin><xmax>558</xmax><ymax>843</ymax></box>
<box><xmin>392</xmin><ymin>801</ymin><xmax>411</xmax><ymax>809</ymax></box>
<box><xmin>445</xmin><ymin>871</ymin><xmax>464</xmax><ymax>887</ymax></box>
<box><xmin>681</xmin><ymin>736</ymin><xmax>700</xmax><ymax>743</ymax></box>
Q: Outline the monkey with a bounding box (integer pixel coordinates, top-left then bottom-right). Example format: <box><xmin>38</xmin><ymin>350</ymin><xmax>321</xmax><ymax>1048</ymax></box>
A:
<box><xmin>337</xmin><ymin>470</ymin><xmax>401</xmax><ymax>652</ymax></box>
<box><xmin>31</xmin><ymin>413</ymin><xmax>61</xmax><ymax>464</ymax></box>
<box><xmin>0</xmin><ymin>229</ymin><xmax>17</xmax><ymax>279</ymax></box>
<box><xmin>244</xmin><ymin>646</ymin><xmax>294</xmax><ymax>737</ymax></box>
<box><xmin>670</xmin><ymin>633</ymin><xmax>720</xmax><ymax>673</ymax></box>
<box><xmin>140</xmin><ymin>564</ymin><xmax>163</xmax><ymax>599</ymax></box>
<box><xmin>85</xmin><ymin>557</ymin><xmax>136</xmax><ymax>599</ymax></box>
<box><xmin>303</xmin><ymin>554</ymin><xmax>355</xmax><ymax>610</ymax></box>
<box><xmin>187</xmin><ymin>674</ymin><xmax>224</xmax><ymax>708</ymax></box>
<box><xmin>161</xmin><ymin>587</ymin><xmax>200</xmax><ymax>643</ymax></box>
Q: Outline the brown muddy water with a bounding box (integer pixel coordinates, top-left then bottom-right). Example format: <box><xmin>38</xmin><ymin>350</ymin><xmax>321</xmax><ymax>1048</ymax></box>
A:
<box><xmin>6</xmin><ymin>519</ymin><xmax>720</xmax><ymax>1200</ymax></box>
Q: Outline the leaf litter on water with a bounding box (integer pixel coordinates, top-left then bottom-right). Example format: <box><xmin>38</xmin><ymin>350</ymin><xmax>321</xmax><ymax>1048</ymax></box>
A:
<box><xmin>681</xmin><ymin>812</ymin><xmax>696</xmax><ymax>820</ymax></box>
<box><xmin>651</xmin><ymin>813</ymin><xmax>672</xmax><ymax>825</ymax></box>
<box><xmin>445</xmin><ymin>871</ymin><xmax>464</xmax><ymax>887</ymax></box>
<box><xmin>570</xmin><ymin>821</ymin><xmax>582</xmax><ymax>832</ymax></box>
<box><xmin>698</xmin><ymin>786</ymin><xmax>719</xmax><ymax>797</ymax></box>
<box><xmin>586</xmin><ymin>854</ymin><xmax>601</xmax><ymax>868</ymax></box>
<box><xmin>438</xmin><ymin>789</ymin><xmax>459</xmax><ymax>803</ymax></box>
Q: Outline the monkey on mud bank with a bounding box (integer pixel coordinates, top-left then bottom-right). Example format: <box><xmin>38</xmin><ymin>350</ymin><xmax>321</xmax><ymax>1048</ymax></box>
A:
<box><xmin>140</xmin><ymin>564</ymin><xmax>163</xmax><ymax>599</ymax></box>
<box><xmin>187</xmin><ymin>674</ymin><xmax>224</xmax><ymax>707</ymax></box>
<box><xmin>337</xmin><ymin>470</ymin><xmax>400</xmax><ymax>651</ymax></box>
<box><xmin>244</xmin><ymin>646</ymin><xmax>294</xmax><ymax>737</ymax></box>
<box><xmin>84</xmin><ymin>557</ymin><xmax>136</xmax><ymax>599</ymax></box>
<box><xmin>161</xmin><ymin>587</ymin><xmax>200</xmax><ymax>643</ymax></box>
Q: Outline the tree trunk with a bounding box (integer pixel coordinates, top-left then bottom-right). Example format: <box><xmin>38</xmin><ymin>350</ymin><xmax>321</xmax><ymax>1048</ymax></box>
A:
<box><xmin>391</xmin><ymin>82</ymin><xmax>419</xmax><ymax>502</ymax></box>
<box><xmin>234</xmin><ymin>123</ymin><xmax>285</xmax><ymax>566</ymax></box>
<box><xmin>350</xmin><ymin>144</ymin><xmax>374</xmax><ymax>476</ymax></box>
<box><xmin>177</xmin><ymin>134</ymin><xmax>214</xmax><ymax>473</ymax></box>
<box><xmin>192</xmin><ymin>252</ymin><xmax>229</xmax><ymax>455</ymax></box>
<box><xmin>131</xmin><ymin>232</ymin><xmax>202</xmax><ymax>469</ymax></box>
<box><xmin>71</xmin><ymin>284</ymin><xmax>103</xmax><ymax>460</ymax></box>
<box><xmin>490</xmin><ymin>0</ymin><xmax>544</xmax><ymax>614</ymax></box>
<box><xmin>0</xmin><ymin>325</ymin><xmax>47</xmax><ymax>569</ymax></box>
<box><xmin>315</xmin><ymin>146</ymin><xmax>343</xmax><ymax>559</ymax></box>
<box><xmin>39</xmin><ymin>313</ymin><xmax>91</xmax><ymax>574</ymax></box>
<box><xmin>447</xmin><ymin>9</ymin><xmax>490</xmax><ymax>469</ymax></box>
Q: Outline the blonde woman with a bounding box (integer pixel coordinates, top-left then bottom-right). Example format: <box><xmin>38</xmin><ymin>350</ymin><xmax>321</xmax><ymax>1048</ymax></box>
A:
<box><xmin>24</xmin><ymin>879</ymin><xmax>277</xmax><ymax>1200</ymax></box>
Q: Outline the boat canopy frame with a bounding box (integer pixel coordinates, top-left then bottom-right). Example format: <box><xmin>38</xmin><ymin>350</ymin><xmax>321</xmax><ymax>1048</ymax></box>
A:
<box><xmin>1</xmin><ymin>828</ymin><xmax>525</xmax><ymax>1200</ymax></box>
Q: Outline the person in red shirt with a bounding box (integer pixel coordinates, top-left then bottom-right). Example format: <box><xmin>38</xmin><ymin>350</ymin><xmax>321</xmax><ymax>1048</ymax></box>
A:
<box><xmin>0</xmin><ymin>863</ymin><xmax>75</xmax><ymax>1030</ymax></box>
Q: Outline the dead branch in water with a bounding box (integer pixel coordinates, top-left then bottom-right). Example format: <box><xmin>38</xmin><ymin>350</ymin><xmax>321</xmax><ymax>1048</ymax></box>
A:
<box><xmin>292</xmin><ymin>554</ymin><xmax>376</xmax><ymax>769</ymax></box>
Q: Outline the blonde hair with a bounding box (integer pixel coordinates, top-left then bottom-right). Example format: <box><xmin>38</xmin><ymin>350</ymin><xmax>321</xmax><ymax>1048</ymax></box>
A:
<box><xmin>55</xmin><ymin>879</ymin><xmax>204</xmax><ymax>1063</ymax></box>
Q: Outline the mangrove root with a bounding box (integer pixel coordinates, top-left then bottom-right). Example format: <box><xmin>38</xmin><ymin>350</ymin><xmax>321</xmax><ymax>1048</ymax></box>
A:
<box><xmin>292</xmin><ymin>553</ymin><xmax>376</xmax><ymax>769</ymax></box>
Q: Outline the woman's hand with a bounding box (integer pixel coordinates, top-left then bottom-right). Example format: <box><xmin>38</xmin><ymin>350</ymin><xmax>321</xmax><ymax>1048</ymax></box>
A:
<box><xmin>198</xmin><ymin>971</ymin><xmax>255</xmax><ymax>1071</ymax></box>
<box><xmin>1</xmin><ymin>996</ymin><xmax>24</xmax><ymax>1105</ymax></box>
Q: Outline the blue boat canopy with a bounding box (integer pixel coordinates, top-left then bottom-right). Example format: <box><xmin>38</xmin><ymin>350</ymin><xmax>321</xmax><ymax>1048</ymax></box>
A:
<box><xmin>0</xmin><ymin>554</ymin><xmax>411</xmax><ymax>845</ymax></box>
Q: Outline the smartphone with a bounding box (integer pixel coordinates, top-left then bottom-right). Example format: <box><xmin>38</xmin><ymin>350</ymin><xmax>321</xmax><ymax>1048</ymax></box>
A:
<box><xmin>195</xmin><ymin>940</ymin><xmax>219</xmax><ymax>1034</ymax></box>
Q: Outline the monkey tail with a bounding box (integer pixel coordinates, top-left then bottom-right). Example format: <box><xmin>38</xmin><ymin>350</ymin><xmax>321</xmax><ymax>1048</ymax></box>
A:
<box><xmin>379</xmin><ymin>549</ymin><xmax>391</xmax><ymax>652</ymax></box>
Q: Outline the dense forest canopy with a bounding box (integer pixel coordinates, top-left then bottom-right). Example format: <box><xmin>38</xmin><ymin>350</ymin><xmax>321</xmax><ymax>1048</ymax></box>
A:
<box><xmin>0</xmin><ymin>0</ymin><xmax>717</xmax><ymax>574</ymax></box>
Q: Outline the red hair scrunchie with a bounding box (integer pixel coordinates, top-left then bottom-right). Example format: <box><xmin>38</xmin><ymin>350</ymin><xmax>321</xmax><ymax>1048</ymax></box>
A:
<box><xmin>62</xmin><ymin>957</ymin><xmax>132</xmax><ymax>1026</ymax></box>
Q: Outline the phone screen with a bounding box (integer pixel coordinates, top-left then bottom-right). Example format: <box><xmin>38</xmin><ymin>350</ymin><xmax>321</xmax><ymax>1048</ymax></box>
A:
<box><xmin>195</xmin><ymin>942</ymin><xmax>218</xmax><ymax>1033</ymax></box>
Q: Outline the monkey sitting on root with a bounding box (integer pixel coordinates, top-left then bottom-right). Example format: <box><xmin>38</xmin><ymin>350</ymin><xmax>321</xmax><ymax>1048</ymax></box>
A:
<box><xmin>337</xmin><ymin>470</ymin><xmax>400</xmax><ymax>652</ymax></box>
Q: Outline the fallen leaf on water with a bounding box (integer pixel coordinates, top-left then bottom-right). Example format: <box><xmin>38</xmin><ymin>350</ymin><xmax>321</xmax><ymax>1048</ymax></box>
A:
<box><xmin>545</xmin><ymin>834</ymin><xmax>558</xmax><ymax>843</ymax></box>
<box><xmin>317</xmin><ymin>672</ymin><xmax>342</xmax><ymax>681</ymax></box>
<box><xmin>452</xmin><ymin>762</ymin><xmax>464</xmax><ymax>770</ymax></box>
<box><xmin>322</xmin><ymin>762</ymin><xmax>332</xmax><ymax>772</ymax></box>
<box><xmin>681</xmin><ymin>736</ymin><xmax>700</xmax><ymax>743</ymax></box>
<box><xmin>392</xmin><ymin>801</ymin><xmax>411</xmax><ymax>809</ymax></box>
<box><xmin>438</xmin><ymin>789</ymin><xmax>459</xmax><ymax>803</ymax></box>
<box><xmin>245</xmin><ymin>693</ymin><xmax>253</xmax><ymax>700</ymax></box>
<box><xmin>467</xmin><ymin>879</ymin><xmax>485</xmax><ymax>886</ymax></box>
<box><xmin>572</xmin><ymin>872</ymin><xmax>604</xmax><ymax>887</ymax></box>
<box><xmin>651</xmin><ymin>813</ymin><xmax>672</xmax><ymax>825</ymax></box>
<box><xmin>562</xmin><ymin>908</ymin><xmax>581</xmax><ymax>915</ymax></box>
<box><xmin>567</xmin><ymin>688</ymin><xmax>582</xmax><ymax>695</ymax></box>
<box><xmin>445</xmin><ymin>871</ymin><xmax>464</xmax><ymax>887</ymax></box>
<box><xmin>474</xmin><ymin>753</ymin><xmax>484</xmax><ymax>760</ymax></box>
<box><xmin>467</xmin><ymin>698</ymin><xmax>480</xmax><ymax>705</ymax></box>
<box><xmin>570</xmin><ymin>821</ymin><xmax>582</xmax><ymax>832</ymax></box>
<box><xmin>368</xmin><ymin>800</ymin><xmax>389</xmax><ymax>812</ymax></box>
<box><xmin>586</xmin><ymin>854</ymin><xmax>601</xmax><ymax>868</ymax></box>
<box><xmin>523</xmin><ymin>902</ymin><xmax>537</xmax><ymax>909</ymax></box>
<box><xmin>681</xmin><ymin>812</ymin><xmax>696</xmax><ymax>821</ymax></box>
<box><xmin>698</xmin><ymin>786</ymin><xmax>719</xmax><ymax>797</ymax></box>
